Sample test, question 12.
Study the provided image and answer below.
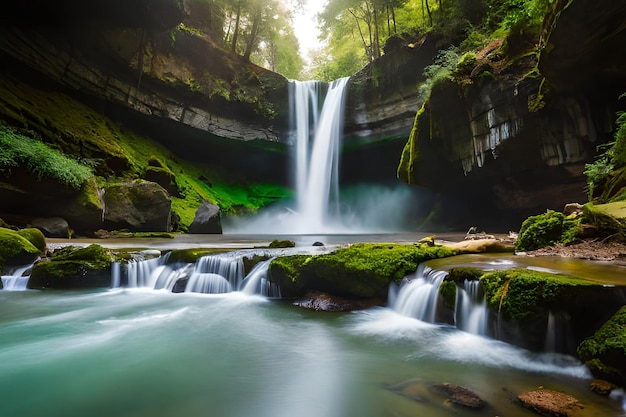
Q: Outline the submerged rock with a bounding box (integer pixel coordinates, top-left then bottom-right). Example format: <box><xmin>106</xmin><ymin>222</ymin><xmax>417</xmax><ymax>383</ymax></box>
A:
<box><xmin>293</xmin><ymin>292</ymin><xmax>383</xmax><ymax>312</ymax></box>
<box><xmin>516</xmin><ymin>389</ymin><xmax>583</xmax><ymax>417</ymax></box>
<box><xmin>429</xmin><ymin>382</ymin><xmax>487</xmax><ymax>409</ymax></box>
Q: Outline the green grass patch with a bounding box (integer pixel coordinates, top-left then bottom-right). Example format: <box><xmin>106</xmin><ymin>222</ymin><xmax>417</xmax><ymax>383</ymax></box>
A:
<box><xmin>0</xmin><ymin>125</ymin><xmax>93</xmax><ymax>189</ymax></box>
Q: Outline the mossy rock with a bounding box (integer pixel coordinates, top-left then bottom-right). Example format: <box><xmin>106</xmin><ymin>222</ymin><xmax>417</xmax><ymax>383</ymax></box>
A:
<box><xmin>268</xmin><ymin>239</ymin><xmax>296</xmax><ymax>248</ymax></box>
<box><xmin>582</xmin><ymin>202</ymin><xmax>626</xmax><ymax>241</ymax></box>
<box><xmin>269</xmin><ymin>243</ymin><xmax>457</xmax><ymax>298</ymax></box>
<box><xmin>446</xmin><ymin>267</ymin><xmax>484</xmax><ymax>284</ymax></box>
<box><xmin>438</xmin><ymin>280</ymin><xmax>458</xmax><ymax>310</ymax></box>
<box><xmin>481</xmin><ymin>268</ymin><xmax>598</xmax><ymax>321</ymax></box>
<box><xmin>578</xmin><ymin>306</ymin><xmax>626</xmax><ymax>386</ymax></box>
<box><xmin>17</xmin><ymin>228</ymin><xmax>47</xmax><ymax>252</ymax></box>
<box><xmin>0</xmin><ymin>227</ymin><xmax>42</xmax><ymax>271</ymax></box>
<box><xmin>165</xmin><ymin>248</ymin><xmax>227</xmax><ymax>264</ymax></box>
<box><xmin>28</xmin><ymin>244</ymin><xmax>113</xmax><ymax>289</ymax></box>
<box><xmin>515</xmin><ymin>210</ymin><xmax>581</xmax><ymax>252</ymax></box>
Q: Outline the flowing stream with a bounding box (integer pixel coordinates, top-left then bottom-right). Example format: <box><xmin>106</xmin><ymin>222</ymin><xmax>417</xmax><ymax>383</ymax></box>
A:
<box><xmin>1</xmin><ymin>287</ymin><xmax>622</xmax><ymax>417</ymax></box>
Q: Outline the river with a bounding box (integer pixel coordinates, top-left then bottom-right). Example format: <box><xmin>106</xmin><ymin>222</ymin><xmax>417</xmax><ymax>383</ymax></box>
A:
<box><xmin>1</xmin><ymin>233</ymin><xmax>625</xmax><ymax>416</ymax></box>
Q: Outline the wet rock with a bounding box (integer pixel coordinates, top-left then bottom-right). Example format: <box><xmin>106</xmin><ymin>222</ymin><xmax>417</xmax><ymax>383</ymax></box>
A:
<box><xmin>516</xmin><ymin>389</ymin><xmax>583</xmax><ymax>417</ymax></box>
<box><xmin>293</xmin><ymin>292</ymin><xmax>382</xmax><ymax>312</ymax></box>
<box><xmin>102</xmin><ymin>181</ymin><xmax>172</xmax><ymax>232</ymax></box>
<box><xmin>590</xmin><ymin>379</ymin><xmax>618</xmax><ymax>396</ymax></box>
<box><xmin>31</xmin><ymin>217</ymin><xmax>69</xmax><ymax>238</ymax></box>
<box><xmin>563</xmin><ymin>203</ymin><xmax>583</xmax><ymax>217</ymax></box>
<box><xmin>188</xmin><ymin>201</ymin><xmax>222</xmax><ymax>234</ymax></box>
<box><xmin>429</xmin><ymin>382</ymin><xmax>487</xmax><ymax>409</ymax></box>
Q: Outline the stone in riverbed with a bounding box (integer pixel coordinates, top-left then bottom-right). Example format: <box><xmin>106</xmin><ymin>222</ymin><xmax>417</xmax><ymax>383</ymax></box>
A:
<box><xmin>429</xmin><ymin>382</ymin><xmax>487</xmax><ymax>409</ymax></box>
<box><xmin>516</xmin><ymin>389</ymin><xmax>583</xmax><ymax>417</ymax></box>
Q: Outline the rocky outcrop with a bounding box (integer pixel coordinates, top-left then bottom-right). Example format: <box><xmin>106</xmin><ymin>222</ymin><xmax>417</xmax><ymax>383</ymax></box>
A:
<box><xmin>102</xmin><ymin>181</ymin><xmax>172</xmax><ymax>232</ymax></box>
<box><xmin>31</xmin><ymin>217</ymin><xmax>70</xmax><ymax>238</ymax></box>
<box><xmin>188</xmin><ymin>201</ymin><xmax>222</xmax><ymax>234</ymax></box>
<box><xmin>393</xmin><ymin>0</ymin><xmax>626</xmax><ymax>230</ymax></box>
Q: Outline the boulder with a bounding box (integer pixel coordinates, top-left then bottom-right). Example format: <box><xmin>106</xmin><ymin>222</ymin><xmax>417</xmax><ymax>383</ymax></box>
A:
<box><xmin>429</xmin><ymin>383</ymin><xmax>487</xmax><ymax>409</ymax></box>
<box><xmin>102</xmin><ymin>181</ymin><xmax>172</xmax><ymax>232</ymax></box>
<box><xmin>0</xmin><ymin>227</ymin><xmax>41</xmax><ymax>271</ymax></box>
<box><xmin>28</xmin><ymin>244</ymin><xmax>113</xmax><ymax>289</ymax></box>
<box><xmin>516</xmin><ymin>389</ymin><xmax>583</xmax><ymax>417</ymax></box>
<box><xmin>188</xmin><ymin>201</ymin><xmax>222</xmax><ymax>234</ymax></box>
<box><xmin>31</xmin><ymin>217</ymin><xmax>70</xmax><ymax>238</ymax></box>
<box><xmin>577</xmin><ymin>306</ymin><xmax>626</xmax><ymax>386</ymax></box>
<box><xmin>293</xmin><ymin>292</ymin><xmax>383</xmax><ymax>312</ymax></box>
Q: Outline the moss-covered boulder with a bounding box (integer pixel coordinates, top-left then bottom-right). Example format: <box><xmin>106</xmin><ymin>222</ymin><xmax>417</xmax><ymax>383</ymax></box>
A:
<box><xmin>0</xmin><ymin>227</ymin><xmax>42</xmax><ymax>271</ymax></box>
<box><xmin>515</xmin><ymin>210</ymin><xmax>581</xmax><ymax>252</ymax></box>
<box><xmin>480</xmin><ymin>268</ymin><xmax>624</xmax><ymax>351</ymax></box>
<box><xmin>269</xmin><ymin>243</ymin><xmax>457</xmax><ymax>299</ymax></box>
<box><xmin>582</xmin><ymin>202</ymin><xmax>626</xmax><ymax>241</ymax></box>
<box><xmin>103</xmin><ymin>181</ymin><xmax>172</xmax><ymax>232</ymax></box>
<box><xmin>17</xmin><ymin>228</ymin><xmax>47</xmax><ymax>252</ymax></box>
<box><xmin>28</xmin><ymin>244</ymin><xmax>113</xmax><ymax>289</ymax></box>
<box><xmin>578</xmin><ymin>306</ymin><xmax>626</xmax><ymax>386</ymax></box>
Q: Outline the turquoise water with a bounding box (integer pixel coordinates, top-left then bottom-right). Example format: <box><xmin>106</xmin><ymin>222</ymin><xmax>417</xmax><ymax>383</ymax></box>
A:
<box><xmin>0</xmin><ymin>288</ymin><xmax>623</xmax><ymax>417</ymax></box>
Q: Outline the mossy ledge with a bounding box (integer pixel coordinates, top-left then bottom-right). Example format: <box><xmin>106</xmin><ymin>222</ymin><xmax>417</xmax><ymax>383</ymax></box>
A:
<box><xmin>269</xmin><ymin>243</ymin><xmax>458</xmax><ymax>299</ymax></box>
<box><xmin>28</xmin><ymin>244</ymin><xmax>113</xmax><ymax>289</ymax></box>
<box><xmin>578</xmin><ymin>306</ymin><xmax>626</xmax><ymax>386</ymax></box>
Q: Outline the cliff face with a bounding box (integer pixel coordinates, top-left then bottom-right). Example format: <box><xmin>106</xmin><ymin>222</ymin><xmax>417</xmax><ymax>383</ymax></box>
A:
<box><xmin>393</xmin><ymin>0</ymin><xmax>626</xmax><ymax>230</ymax></box>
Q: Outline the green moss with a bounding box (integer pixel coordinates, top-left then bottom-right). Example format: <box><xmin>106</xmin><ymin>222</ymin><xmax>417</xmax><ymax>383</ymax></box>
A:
<box><xmin>268</xmin><ymin>239</ymin><xmax>296</xmax><ymax>248</ymax></box>
<box><xmin>270</xmin><ymin>243</ymin><xmax>457</xmax><ymax>298</ymax></box>
<box><xmin>28</xmin><ymin>244</ymin><xmax>113</xmax><ymax>289</ymax></box>
<box><xmin>582</xmin><ymin>202</ymin><xmax>626</xmax><ymax>240</ymax></box>
<box><xmin>577</xmin><ymin>306</ymin><xmax>626</xmax><ymax>385</ymax></box>
<box><xmin>446</xmin><ymin>267</ymin><xmax>485</xmax><ymax>283</ymax></box>
<box><xmin>480</xmin><ymin>268</ymin><xmax>597</xmax><ymax>320</ymax></box>
<box><xmin>0</xmin><ymin>227</ymin><xmax>41</xmax><ymax>269</ymax></box>
<box><xmin>17</xmin><ymin>228</ymin><xmax>47</xmax><ymax>252</ymax></box>
<box><xmin>515</xmin><ymin>210</ymin><xmax>581</xmax><ymax>252</ymax></box>
<box><xmin>397</xmin><ymin>103</ymin><xmax>427</xmax><ymax>184</ymax></box>
<box><xmin>439</xmin><ymin>280</ymin><xmax>458</xmax><ymax>310</ymax></box>
<box><xmin>166</xmin><ymin>249</ymin><xmax>228</xmax><ymax>264</ymax></box>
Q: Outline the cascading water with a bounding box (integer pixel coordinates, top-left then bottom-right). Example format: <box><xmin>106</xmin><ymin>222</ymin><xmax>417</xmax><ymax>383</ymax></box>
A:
<box><xmin>292</xmin><ymin>77</ymin><xmax>350</xmax><ymax>232</ymax></box>
<box><xmin>455</xmin><ymin>279</ymin><xmax>489</xmax><ymax>336</ymax></box>
<box><xmin>1</xmin><ymin>264</ymin><xmax>33</xmax><ymax>291</ymax></box>
<box><xmin>389</xmin><ymin>263</ymin><xmax>490</xmax><ymax>337</ymax></box>
<box><xmin>239</xmin><ymin>259</ymin><xmax>280</xmax><ymax>297</ymax></box>
<box><xmin>118</xmin><ymin>252</ymin><xmax>278</xmax><ymax>297</ymax></box>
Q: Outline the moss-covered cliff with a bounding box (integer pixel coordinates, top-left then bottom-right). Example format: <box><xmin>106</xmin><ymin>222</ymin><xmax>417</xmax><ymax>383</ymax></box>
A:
<box><xmin>0</xmin><ymin>1</ymin><xmax>291</xmax><ymax>234</ymax></box>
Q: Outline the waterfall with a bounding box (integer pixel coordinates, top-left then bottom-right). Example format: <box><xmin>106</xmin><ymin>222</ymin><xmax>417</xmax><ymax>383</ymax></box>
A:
<box><xmin>1</xmin><ymin>264</ymin><xmax>33</xmax><ymax>291</ymax></box>
<box><xmin>290</xmin><ymin>77</ymin><xmax>350</xmax><ymax>232</ymax></box>
<box><xmin>239</xmin><ymin>259</ymin><xmax>280</xmax><ymax>298</ymax></box>
<box><xmin>116</xmin><ymin>253</ymin><xmax>279</xmax><ymax>296</ymax></box>
<box><xmin>455</xmin><ymin>279</ymin><xmax>489</xmax><ymax>336</ymax></box>
<box><xmin>389</xmin><ymin>264</ymin><xmax>490</xmax><ymax>337</ymax></box>
<box><xmin>391</xmin><ymin>264</ymin><xmax>448</xmax><ymax>322</ymax></box>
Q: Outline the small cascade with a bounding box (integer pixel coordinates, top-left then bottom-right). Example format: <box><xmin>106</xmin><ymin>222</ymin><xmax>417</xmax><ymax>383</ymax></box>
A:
<box><xmin>391</xmin><ymin>264</ymin><xmax>448</xmax><ymax>322</ymax></box>
<box><xmin>455</xmin><ymin>279</ymin><xmax>489</xmax><ymax>336</ymax></box>
<box><xmin>115</xmin><ymin>252</ymin><xmax>279</xmax><ymax>297</ymax></box>
<box><xmin>239</xmin><ymin>259</ymin><xmax>280</xmax><ymax>298</ymax></box>
<box><xmin>1</xmin><ymin>264</ymin><xmax>33</xmax><ymax>291</ymax></box>
<box><xmin>544</xmin><ymin>311</ymin><xmax>571</xmax><ymax>353</ymax></box>
<box><xmin>111</xmin><ymin>262</ymin><xmax>121</xmax><ymax>289</ymax></box>
<box><xmin>389</xmin><ymin>264</ymin><xmax>490</xmax><ymax>337</ymax></box>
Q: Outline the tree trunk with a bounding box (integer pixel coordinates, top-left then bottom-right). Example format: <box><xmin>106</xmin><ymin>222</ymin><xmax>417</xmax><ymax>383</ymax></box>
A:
<box><xmin>424</xmin><ymin>0</ymin><xmax>432</xmax><ymax>26</ymax></box>
<box><xmin>231</xmin><ymin>2</ymin><xmax>241</xmax><ymax>53</ymax></box>
<box><xmin>243</xmin><ymin>13</ymin><xmax>261</xmax><ymax>61</ymax></box>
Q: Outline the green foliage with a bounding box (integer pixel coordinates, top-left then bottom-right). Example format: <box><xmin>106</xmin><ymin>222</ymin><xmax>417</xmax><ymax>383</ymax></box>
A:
<box><xmin>481</xmin><ymin>268</ymin><xmax>596</xmax><ymax>320</ymax></box>
<box><xmin>418</xmin><ymin>47</ymin><xmax>460</xmax><ymax>102</ymax></box>
<box><xmin>515</xmin><ymin>210</ymin><xmax>581</xmax><ymax>252</ymax></box>
<box><xmin>0</xmin><ymin>228</ymin><xmax>41</xmax><ymax>270</ymax></box>
<box><xmin>454</xmin><ymin>51</ymin><xmax>477</xmax><ymax>78</ymax></box>
<box><xmin>0</xmin><ymin>125</ymin><xmax>93</xmax><ymax>189</ymax></box>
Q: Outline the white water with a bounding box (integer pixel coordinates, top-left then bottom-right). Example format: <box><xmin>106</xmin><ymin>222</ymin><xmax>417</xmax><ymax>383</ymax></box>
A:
<box><xmin>1</xmin><ymin>264</ymin><xmax>33</xmax><ymax>291</ymax></box>
<box><xmin>389</xmin><ymin>264</ymin><xmax>490</xmax><ymax>337</ymax></box>
<box><xmin>239</xmin><ymin>259</ymin><xmax>280</xmax><ymax>297</ymax></box>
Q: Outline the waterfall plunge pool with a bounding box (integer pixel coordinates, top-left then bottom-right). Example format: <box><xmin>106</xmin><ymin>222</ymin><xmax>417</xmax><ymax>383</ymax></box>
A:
<box><xmin>0</xmin><ymin>288</ymin><xmax>623</xmax><ymax>417</ymax></box>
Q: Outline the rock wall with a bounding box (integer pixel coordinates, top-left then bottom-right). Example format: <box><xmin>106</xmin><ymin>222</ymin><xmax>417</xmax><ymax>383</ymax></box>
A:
<box><xmin>393</xmin><ymin>0</ymin><xmax>626</xmax><ymax>230</ymax></box>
